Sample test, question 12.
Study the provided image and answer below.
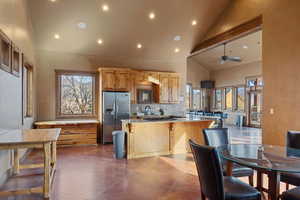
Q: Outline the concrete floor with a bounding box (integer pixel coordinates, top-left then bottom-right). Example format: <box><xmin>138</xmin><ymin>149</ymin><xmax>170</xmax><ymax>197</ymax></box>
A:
<box><xmin>0</xmin><ymin>126</ymin><xmax>265</xmax><ymax>200</ymax></box>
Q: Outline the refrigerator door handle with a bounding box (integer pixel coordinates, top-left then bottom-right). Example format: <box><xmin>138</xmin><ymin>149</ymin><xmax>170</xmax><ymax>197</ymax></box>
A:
<box><xmin>116</xmin><ymin>105</ymin><xmax>119</xmax><ymax>115</ymax></box>
<box><xmin>113</xmin><ymin>101</ymin><xmax>117</xmax><ymax>120</ymax></box>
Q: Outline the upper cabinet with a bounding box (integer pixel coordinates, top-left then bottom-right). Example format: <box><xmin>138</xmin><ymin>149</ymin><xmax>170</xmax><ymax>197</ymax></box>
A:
<box><xmin>169</xmin><ymin>74</ymin><xmax>180</xmax><ymax>103</ymax></box>
<box><xmin>99</xmin><ymin>67</ymin><xmax>180</xmax><ymax>104</ymax></box>
<box><xmin>115</xmin><ymin>70</ymin><xmax>130</xmax><ymax>91</ymax></box>
<box><xmin>158</xmin><ymin>73</ymin><xmax>180</xmax><ymax>104</ymax></box>
<box><xmin>99</xmin><ymin>68</ymin><xmax>130</xmax><ymax>91</ymax></box>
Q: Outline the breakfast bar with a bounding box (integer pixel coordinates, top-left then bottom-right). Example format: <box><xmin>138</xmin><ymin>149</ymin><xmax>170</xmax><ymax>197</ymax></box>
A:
<box><xmin>122</xmin><ymin>118</ymin><xmax>215</xmax><ymax>159</ymax></box>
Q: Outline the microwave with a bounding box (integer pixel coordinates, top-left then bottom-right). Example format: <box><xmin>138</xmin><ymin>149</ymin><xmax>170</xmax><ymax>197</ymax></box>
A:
<box><xmin>137</xmin><ymin>89</ymin><xmax>153</xmax><ymax>104</ymax></box>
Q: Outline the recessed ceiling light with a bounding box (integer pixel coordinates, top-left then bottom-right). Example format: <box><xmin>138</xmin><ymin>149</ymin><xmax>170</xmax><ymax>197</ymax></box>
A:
<box><xmin>54</xmin><ymin>34</ymin><xmax>60</xmax><ymax>39</ymax></box>
<box><xmin>49</xmin><ymin>0</ymin><xmax>56</xmax><ymax>2</ymax></box>
<box><xmin>102</xmin><ymin>4</ymin><xmax>109</xmax><ymax>12</ymax></box>
<box><xmin>243</xmin><ymin>45</ymin><xmax>249</xmax><ymax>49</ymax></box>
<box><xmin>97</xmin><ymin>39</ymin><xmax>103</xmax><ymax>44</ymax></box>
<box><xmin>77</xmin><ymin>22</ymin><xmax>87</xmax><ymax>29</ymax></box>
<box><xmin>149</xmin><ymin>12</ymin><xmax>155</xmax><ymax>20</ymax></box>
<box><xmin>174</xmin><ymin>36</ymin><xmax>181</xmax><ymax>41</ymax></box>
<box><xmin>192</xmin><ymin>20</ymin><xmax>197</xmax><ymax>26</ymax></box>
<box><xmin>137</xmin><ymin>43</ymin><xmax>142</xmax><ymax>49</ymax></box>
<box><xmin>174</xmin><ymin>48</ymin><xmax>180</xmax><ymax>53</ymax></box>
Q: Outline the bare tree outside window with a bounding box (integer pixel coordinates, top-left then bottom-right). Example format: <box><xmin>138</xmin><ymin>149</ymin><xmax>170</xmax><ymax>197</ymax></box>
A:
<box><xmin>56</xmin><ymin>71</ymin><xmax>97</xmax><ymax>118</ymax></box>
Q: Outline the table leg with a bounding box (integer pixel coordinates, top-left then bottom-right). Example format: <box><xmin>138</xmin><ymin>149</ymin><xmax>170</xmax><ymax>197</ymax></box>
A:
<box><xmin>51</xmin><ymin>142</ymin><xmax>57</xmax><ymax>167</ymax></box>
<box><xmin>268</xmin><ymin>171</ymin><xmax>280</xmax><ymax>200</ymax></box>
<box><xmin>226</xmin><ymin>161</ymin><xmax>233</xmax><ymax>176</ymax></box>
<box><xmin>43</xmin><ymin>142</ymin><xmax>51</xmax><ymax>198</ymax></box>
<box><xmin>13</xmin><ymin>149</ymin><xmax>19</xmax><ymax>175</ymax></box>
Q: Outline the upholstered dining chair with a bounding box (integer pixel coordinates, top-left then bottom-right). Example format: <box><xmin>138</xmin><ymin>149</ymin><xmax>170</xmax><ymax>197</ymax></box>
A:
<box><xmin>281</xmin><ymin>131</ymin><xmax>300</xmax><ymax>190</ymax></box>
<box><xmin>202</xmin><ymin>128</ymin><xmax>254</xmax><ymax>186</ymax></box>
<box><xmin>189</xmin><ymin>139</ymin><xmax>261</xmax><ymax>200</ymax></box>
<box><xmin>282</xmin><ymin>187</ymin><xmax>300</xmax><ymax>200</ymax></box>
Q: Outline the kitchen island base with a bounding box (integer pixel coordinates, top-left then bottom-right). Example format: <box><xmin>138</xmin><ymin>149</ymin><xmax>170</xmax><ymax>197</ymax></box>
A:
<box><xmin>123</xmin><ymin>120</ymin><xmax>214</xmax><ymax>159</ymax></box>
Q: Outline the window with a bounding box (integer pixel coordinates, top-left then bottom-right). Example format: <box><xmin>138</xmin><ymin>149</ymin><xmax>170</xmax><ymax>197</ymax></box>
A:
<box><xmin>236</xmin><ymin>87</ymin><xmax>245</xmax><ymax>111</ymax></box>
<box><xmin>185</xmin><ymin>84</ymin><xmax>192</xmax><ymax>110</ymax></box>
<box><xmin>214</xmin><ymin>89</ymin><xmax>222</xmax><ymax>110</ymax></box>
<box><xmin>192</xmin><ymin>89</ymin><xmax>201</xmax><ymax>110</ymax></box>
<box><xmin>56</xmin><ymin>71</ymin><xmax>97</xmax><ymax>118</ymax></box>
<box><xmin>225</xmin><ymin>87</ymin><xmax>233</xmax><ymax>110</ymax></box>
<box><xmin>23</xmin><ymin>63</ymin><xmax>33</xmax><ymax>117</ymax></box>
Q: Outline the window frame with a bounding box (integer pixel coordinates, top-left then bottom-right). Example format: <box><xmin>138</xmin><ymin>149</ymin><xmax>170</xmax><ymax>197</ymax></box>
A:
<box><xmin>23</xmin><ymin>61</ymin><xmax>33</xmax><ymax>118</ymax></box>
<box><xmin>185</xmin><ymin>83</ymin><xmax>193</xmax><ymax>110</ymax></box>
<box><xmin>224</xmin><ymin>87</ymin><xmax>234</xmax><ymax>111</ymax></box>
<box><xmin>235</xmin><ymin>85</ymin><xmax>246</xmax><ymax>111</ymax></box>
<box><xmin>192</xmin><ymin>88</ymin><xmax>202</xmax><ymax>111</ymax></box>
<box><xmin>55</xmin><ymin>70</ymin><xmax>98</xmax><ymax>119</ymax></box>
<box><xmin>213</xmin><ymin>88</ymin><xmax>223</xmax><ymax>111</ymax></box>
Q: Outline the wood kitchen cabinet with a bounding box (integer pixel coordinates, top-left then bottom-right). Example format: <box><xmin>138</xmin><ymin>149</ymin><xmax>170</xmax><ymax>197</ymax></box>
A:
<box><xmin>99</xmin><ymin>68</ymin><xmax>130</xmax><ymax>91</ymax></box>
<box><xmin>101</xmin><ymin>69</ymin><xmax>115</xmax><ymax>91</ymax></box>
<box><xmin>158</xmin><ymin>73</ymin><xmax>180</xmax><ymax>104</ymax></box>
<box><xmin>168</xmin><ymin>74</ymin><xmax>180</xmax><ymax>103</ymax></box>
<box><xmin>129</xmin><ymin>71</ymin><xmax>137</xmax><ymax>104</ymax></box>
<box><xmin>159</xmin><ymin>73</ymin><xmax>170</xmax><ymax>103</ymax></box>
<box><xmin>115</xmin><ymin>70</ymin><xmax>130</xmax><ymax>91</ymax></box>
<box><xmin>99</xmin><ymin>67</ymin><xmax>180</xmax><ymax>104</ymax></box>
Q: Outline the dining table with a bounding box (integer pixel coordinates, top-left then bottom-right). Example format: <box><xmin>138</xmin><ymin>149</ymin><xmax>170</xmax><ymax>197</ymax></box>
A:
<box><xmin>0</xmin><ymin>128</ymin><xmax>61</xmax><ymax>198</ymax></box>
<box><xmin>217</xmin><ymin>144</ymin><xmax>300</xmax><ymax>200</ymax></box>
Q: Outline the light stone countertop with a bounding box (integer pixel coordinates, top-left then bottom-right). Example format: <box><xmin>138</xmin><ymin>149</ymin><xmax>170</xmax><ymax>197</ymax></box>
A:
<box><xmin>122</xmin><ymin>117</ymin><xmax>220</xmax><ymax>124</ymax></box>
<box><xmin>35</xmin><ymin>120</ymin><xmax>100</xmax><ymax>126</ymax></box>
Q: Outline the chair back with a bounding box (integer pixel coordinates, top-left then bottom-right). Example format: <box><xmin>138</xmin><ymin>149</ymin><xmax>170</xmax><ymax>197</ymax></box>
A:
<box><xmin>203</xmin><ymin>128</ymin><xmax>229</xmax><ymax>147</ymax></box>
<box><xmin>287</xmin><ymin>131</ymin><xmax>300</xmax><ymax>149</ymax></box>
<box><xmin>189</xmin><ymin>140</ymin><xmax>225</xmax><ymax>200</ymax></box>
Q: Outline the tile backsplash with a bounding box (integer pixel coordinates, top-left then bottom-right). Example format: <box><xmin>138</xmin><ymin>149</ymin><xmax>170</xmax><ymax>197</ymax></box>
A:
<box><xmin>131</xmin><ymin>103</ymin><xmax>185</xmax><ymax>116</ymax></box>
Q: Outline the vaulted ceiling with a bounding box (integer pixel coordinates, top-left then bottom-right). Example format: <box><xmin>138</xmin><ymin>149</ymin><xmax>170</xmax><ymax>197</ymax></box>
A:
<box><xmin>27</xmin><ymin>0</ymin><xmax>230</xmax><ymax>65</ymax></box>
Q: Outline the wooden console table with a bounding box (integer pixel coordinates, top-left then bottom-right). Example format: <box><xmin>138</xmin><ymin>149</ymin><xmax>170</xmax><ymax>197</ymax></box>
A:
<box><xmin>0</xmin><ymin>128</ymin><xmax>61</xmax><ymax>198</ymax></box>
<box><xmin>35</xmin><ymin>120</ymin><xmax>99</xmax><ymax>146</ymax></box>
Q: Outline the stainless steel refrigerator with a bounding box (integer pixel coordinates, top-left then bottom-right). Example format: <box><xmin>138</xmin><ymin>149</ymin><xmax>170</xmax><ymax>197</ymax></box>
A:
<box><xmin>102</xmin><ymin>92</ymin><xmax>130</xmax><ymax>144</ymax></box>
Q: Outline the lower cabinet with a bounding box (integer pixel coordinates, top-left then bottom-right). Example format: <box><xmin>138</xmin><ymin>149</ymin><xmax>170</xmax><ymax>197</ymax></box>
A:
<box><xmin>35</xmin><ymin>121</ymin><xmax>99</xmax><ymax>146</ymax></box>
<box><xmin>123</xmin><ymin>120</ymin><xmax>214</xmax><ymax>159</ymax></box>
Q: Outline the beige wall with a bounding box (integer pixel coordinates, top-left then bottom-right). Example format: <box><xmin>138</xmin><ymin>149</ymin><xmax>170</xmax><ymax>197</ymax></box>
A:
<box><xmin>186</xmin><ymin>58</ymin><xmax>210</xmax><ymax>88</ymax></box>
<box><xmin>211</xmin><ymin>61</ymin><xmax>262</xmax><ymax>87</ymax></box>
<box><xmin>36</xmin><ymin>50</ymin><xmax>187</xmax><ymax>121</ymax></box>
<box><xmin>203</xmin><ymin>0</ymin><xmax>300</xmax><ymax>146</ymax></box>
<box><xmin>0</xmin><ymin>0</ymin><xmax>36</xmax><ymax>184</ymax></box>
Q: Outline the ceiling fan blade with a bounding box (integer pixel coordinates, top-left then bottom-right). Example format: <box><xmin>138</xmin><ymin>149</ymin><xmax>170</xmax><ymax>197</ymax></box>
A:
<box><xmin>227</xmin><ymin>56</ymin><xmax>242</xmax><ymax>62</ymax></box>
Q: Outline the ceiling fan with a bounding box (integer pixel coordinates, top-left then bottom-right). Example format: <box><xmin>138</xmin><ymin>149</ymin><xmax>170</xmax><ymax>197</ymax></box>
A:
<box><xmin>220</xmin><ymin>43</ymin><xmax>242</xmax><ymax>64</ymax></box>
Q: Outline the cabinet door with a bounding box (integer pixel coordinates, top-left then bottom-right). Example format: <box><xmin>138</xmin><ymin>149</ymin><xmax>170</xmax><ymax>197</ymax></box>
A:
<box><xmin>115</xmin><ymin>70</ymin><xmax>130</xmax><ymax>91</ymax></box>
<box><xmin>169</xmin><ymin>75</ymin><xmax>180</xmax><ymax>103</ymax></box>
<box><xmin>129</xmin><ymin>72</ymin><xmax>136</xmax><ymax>104</ymax></box>
<box><xmin>159</xmin><ymin>74</ymin><xmax>169</xmax><ymax>103</ymax></box>
<box><xmin>102</xmin><ymin>70</ymin><xmax>116</xmax><ymax>91</ymax></box>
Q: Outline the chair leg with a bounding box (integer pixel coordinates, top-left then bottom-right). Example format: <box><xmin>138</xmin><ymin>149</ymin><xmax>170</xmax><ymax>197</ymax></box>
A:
<box><xmin>286</xmin><ymin>183</ymin><xmax>289</xmax><ymax>191</ymax></box>
<box><xmin>201</xmin><ymin>191</ymin><xmax>205</xmax><ymax>200</ymax></box>
<box><xmin>249</xmin><ymin>175</ymin><xmax>254</xmax><ymax>186</ymax></box>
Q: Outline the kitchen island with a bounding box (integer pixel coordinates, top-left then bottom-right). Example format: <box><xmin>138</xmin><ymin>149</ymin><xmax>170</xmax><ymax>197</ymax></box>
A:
<box><xmin>122</xmin><ymin>118</ymin><xmax>215</xmax><ymax>159</ymax></box>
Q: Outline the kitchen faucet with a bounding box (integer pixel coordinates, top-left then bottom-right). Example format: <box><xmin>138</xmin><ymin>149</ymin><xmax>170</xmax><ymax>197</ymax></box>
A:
<box><xmin>144</xmin><ymin>105</ymin><xmax>152</xmax><ymax>115</ymax></box>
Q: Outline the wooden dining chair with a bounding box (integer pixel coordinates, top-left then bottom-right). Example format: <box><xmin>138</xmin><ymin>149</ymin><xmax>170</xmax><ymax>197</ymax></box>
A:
<box><xmin>189</xmin><ymin>139</ymin><xmax>261</xmax><ymax>200</ymax></box>
<box><xmin>202</xmin><ymin>128</ymin><xmax>254</xmax><ymax>186</ymax></box>
<box><xmin>281</xmin><ymin>131</ymin><xmax>300</xmax><ymax>190</ymax></box>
